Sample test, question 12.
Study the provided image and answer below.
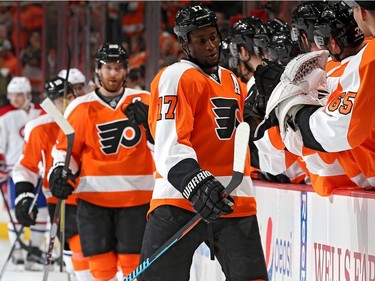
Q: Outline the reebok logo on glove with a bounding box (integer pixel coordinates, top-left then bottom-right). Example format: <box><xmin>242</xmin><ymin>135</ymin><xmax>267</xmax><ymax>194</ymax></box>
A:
<box><xmin>183</xmin><ymin>170</ymin><xmax>212</xmax><ymax>199</ymax></box>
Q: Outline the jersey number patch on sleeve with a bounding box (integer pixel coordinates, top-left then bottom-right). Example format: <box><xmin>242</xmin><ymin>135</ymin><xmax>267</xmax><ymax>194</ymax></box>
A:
<box><xmin>157</xmin><ymin>96</ymin><xmax>178</xmax><ymax>121</ymax></box>
<box><xmin>327</xmin><ymin>92</ymin><xmax>356</xmax><ymax>115</ymax></box>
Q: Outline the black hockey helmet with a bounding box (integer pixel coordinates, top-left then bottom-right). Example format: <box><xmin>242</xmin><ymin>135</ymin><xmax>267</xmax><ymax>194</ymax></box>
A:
<box><xmin>231</xmin><ymin>16</ymin><xmax>263</xmax><ymax>54</ymax></box>
<box><xmin>95</xmin><ymin>43</ymin><xmax>129</xmax><ymax>69</ymax></box>
<box><xmin>266</xmin><ymin>19</ymin><xmax>300</xmax><ymax>65</ymax></box>
<box><xmin>253</xmin><ymin>18</ymin><xmax>287</xmax><ymax>58</ymax></box>
<box><xmin>174</xmin><ymin>4</ymin><xmax>218</xmax><ymax>42</ymax></box>
<box><xmin>45</xmin><ymin>77</ymin><xmax>75</xmax><ymax>101</ymax></box>
<box><xmin>313</xmin><ymin>1</ymin><xmax>364</xmax><ymax>50</ymax></box>
<box><xmin>291</xmin><ymin>1</ymin><xmax>331</xmax><ymax>52</ymax></box>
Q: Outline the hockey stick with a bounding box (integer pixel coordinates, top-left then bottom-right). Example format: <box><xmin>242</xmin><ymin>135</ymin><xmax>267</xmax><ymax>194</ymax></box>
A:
<box><xmin>60</xmin><ymin>44</ymin><xmax>71</xmax><ymax>272</ymax></box>
<box><xmin>0</xmin><ymin>180</ymin><xmax>50</xmax><ymax>261</ymax></box>
<box><xmin>40</xmin><ymin>97</ymin><xmax>75</xmax><ymax>281</ymax></box>
<box><xmin>124</xmin><ymin>122</ymin><xmax>250</xmax><ymax>281</ymax></box>
<box><xmin>0</xmin><ymin>180</ymin><xmax>42</xmax><ymax>280</ymax></box>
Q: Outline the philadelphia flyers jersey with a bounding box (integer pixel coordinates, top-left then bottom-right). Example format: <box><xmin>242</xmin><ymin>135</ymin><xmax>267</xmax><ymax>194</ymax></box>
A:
<box><xmin>304</xmin><ymin>39</ymin><xmax>375</xmax><ymax>186</ymax></box>
<box><xmin>149</xmin><ymin>59</ymin><xmax>256</xmax><ymax>217</ymax></box>
<box><xmin>12</xmin><ymin>114</ymin><xmax>77</xmax><ymax>205</ymax></box>
<box><xmin>0</xmin><ymin>103</ymin><xmax>43</xmax><ymax>173</ymax></box>
<box><xmin>52</xmin><ymin>88</ymin><xmax>155</xmax><ymax>208</ymax></box>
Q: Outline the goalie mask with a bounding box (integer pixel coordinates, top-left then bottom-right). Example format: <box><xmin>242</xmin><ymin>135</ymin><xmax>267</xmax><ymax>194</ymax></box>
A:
<box><xmin>44</xmin><ymin>77</ymin><xmax>75</xmax><ymax>101</ymax></box>
<box><xmin>291</xmin><ymin>1</ymin><xmax>331</xmax><ymax>53</ymax></box>
<box><xmin>313</xmin><ymin>1</ymin><xmax>364</xmax><ymax>61</ymax></box>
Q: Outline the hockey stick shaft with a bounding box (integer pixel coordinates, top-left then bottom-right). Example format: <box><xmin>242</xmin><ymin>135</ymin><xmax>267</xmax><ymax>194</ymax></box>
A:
<box><xmin>40</xmin><ymin>97</ymin><xmax>75</xmax><ymax>281</ymax></box>
<box><xmin>0</xmin><ymin>181</ymin><xmax>42</xmax><ymax>280</ymax></box>
<box><xmin>60</xmin><ymin>44</ymin><xmax>71</xmax><ymax>272</ymax></box>
<box><xmin>124</xmin><ymin>122</ymin><xmax>250</xmax><ymax>281</ymax></box>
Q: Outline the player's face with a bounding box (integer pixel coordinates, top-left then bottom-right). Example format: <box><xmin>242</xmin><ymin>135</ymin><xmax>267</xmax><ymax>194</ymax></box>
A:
<box><xmin>98</xmin><ymin>62</ymin><xmax>126</xmax><ymax>94</ymax></box>
<box><xmin>352</xmin><ymin>6</ymin><xmax>372</xmax><ymax>36</ymax></box>
<box><xmin>8</xmin><ymin>92</ymin><xmax>27</xmax><ymax>109</ymax></box>
<box><xmin>188</xmin><ymin>26</ymin><xmax>220</xmax><ymax>69</ymax></box>
<box><xmin>72</xmin><ymin>83</ymin><xmax>86</xmax><ymax>97</ymax></box>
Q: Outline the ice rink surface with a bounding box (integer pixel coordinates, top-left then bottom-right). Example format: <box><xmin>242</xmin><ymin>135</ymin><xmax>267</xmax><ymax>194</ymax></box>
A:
<box><xmin>0</xmin><ymin>239</ymin><xmax>71</xmax><ymax>281</ymax></box>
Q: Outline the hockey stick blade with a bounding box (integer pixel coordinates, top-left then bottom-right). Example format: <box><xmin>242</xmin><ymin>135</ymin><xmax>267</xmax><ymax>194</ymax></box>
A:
<box><xmin>124</xmin><ymin>122</ymin><xmax>250</xmax><ymax>281</ymax></box>
<box><xmin>40</xmin><ymin>97</ymin><xmax>74</xmax><ymax>136</ymax></box>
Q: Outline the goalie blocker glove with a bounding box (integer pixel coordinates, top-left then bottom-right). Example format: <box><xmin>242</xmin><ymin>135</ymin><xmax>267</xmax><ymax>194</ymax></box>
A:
<box><xmin>181</xmin><ymin>169</ymin><xmax>233</xmax><ymax>223</ymax></box>
<box><xmin>15</xmin><ymin>182</ymin><xmax>38</xmax><ymax>226</ymax></box>
<box><xmin>124</xmin><ymin>101</ymin><xmax>154</xmax><ymax>144</ymax></box>
<box><xmin>49</xmin><ymin>164</ymin><xmax>75</xmax><ymax>199</ymax></box>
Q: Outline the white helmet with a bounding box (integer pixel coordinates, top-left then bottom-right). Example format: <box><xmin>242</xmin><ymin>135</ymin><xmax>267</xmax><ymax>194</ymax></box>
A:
<box><xmin>58</xmin><ymin>68</ymin><xmax>86</xmax><ymax>85</ymax></box>
<box><xmin>7</xmin><ymin>76</ymin><xmax>32</xmax><ymax>97</ymax></box>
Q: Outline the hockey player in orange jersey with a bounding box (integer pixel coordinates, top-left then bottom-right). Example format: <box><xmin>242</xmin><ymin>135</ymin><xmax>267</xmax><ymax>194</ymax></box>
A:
<box><xmin>261</xmin><ymin>1</ymin><xmax>375</xmax><ymax>190</ymax></box>
<box><xmin>252</xmin><ymin>2</ymin><xmax>364</xmax><ymax>196</ymax></box>
<box><xmin>137</xmin><ymin>4</ymin><xmax>267</xmax><ymax>281</ymax></box>
<box><xmin>49</xmin><ymin>43</ymin><xmax>155</xmax><ymax>281</ymax></box>
<box><xmin>13</xmin><ymin>77</ymin><xmax>93</xmax><ymax>280</ymax></box>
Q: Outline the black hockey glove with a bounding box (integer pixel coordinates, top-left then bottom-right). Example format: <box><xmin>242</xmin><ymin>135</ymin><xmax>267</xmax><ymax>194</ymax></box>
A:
<box><xmin>49</xmin><ymin>165</ymin><xmax>75</xmax><ymax>200</ymax></box>
<box><xmin>253</xmin><ymin>62</ymin><xmax>285</xmax><ymax>119</ymax></box>
<box><xmin>125</xmin><ymin>101</ymin><xmax>154</xmax><ymax>144</ymax></box>
<box><xmin>15</xmin><ymin>182</ymin><xmax>38</xmax><ymax>226</ymax></box>
<box><xmin>181</xmin><ymin>170</ymin><xmax>234</xmax><ymax>223</ymax></box>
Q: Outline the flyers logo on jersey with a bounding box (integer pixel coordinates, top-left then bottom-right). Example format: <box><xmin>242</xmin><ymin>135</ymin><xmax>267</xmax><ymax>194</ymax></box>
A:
<box><xmin>211</xmin><ymin>98</ymin><xmax>239</xmax><ymax>139</ymax></box>
<box><xmin>97</xmin><ymin>119</ymin><xmax>141</xmax><ymax>154</ymax></box>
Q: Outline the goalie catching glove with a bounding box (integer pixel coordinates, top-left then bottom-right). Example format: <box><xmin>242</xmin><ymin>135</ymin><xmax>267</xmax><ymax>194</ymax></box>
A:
<box><xmin>15</xmin><ymin>182</ymin><xmax>38</xmax><ymax>226</ymax></box>
<box><xmin>49</xmin><ymin>164</ymin><xmax>76</xmax><ymax>199</ymax></box>
<box><xmin>124</xmin><ymin>101</ymin><xmax>154</xmax><ymax>144</ymax></box>
<box><xmin>259</xmin><ymin>50</ymin><xmax>329</xmax><ymax>142</ymax></box>
<box><xmin>181</xmin><ymin>169</ymin><xmax>234</xmax><ymax>223</ymax></box>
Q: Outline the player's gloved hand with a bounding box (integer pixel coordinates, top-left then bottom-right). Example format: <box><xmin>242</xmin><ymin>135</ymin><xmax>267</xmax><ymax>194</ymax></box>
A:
<box><xmin>181</xmin><ymin>170</ymin><xmax>234</xmax><ymax>223</ymax></box>
<box><xmin>15</xmin><ymin>193</ymin><xmax>38</xmax><ymax>226</ymax></box>
<box><xmin>49</xmin><ymin>166</ymin><xmax>75</xmax><ymax>199</ymax></box>
<box><xmin>254</xmin><ymin>61</ymin><xmax>285</xmax><ymax>118</ymax></box>
<box><xmin>124</xmin><ymin>101</ymin><xmax>154</xmax><ymax>144</ymax></box>
<box><xmin>15</xmin><ymin>182</ymin><xmax>38</xmax><ymax>226</ymax></box>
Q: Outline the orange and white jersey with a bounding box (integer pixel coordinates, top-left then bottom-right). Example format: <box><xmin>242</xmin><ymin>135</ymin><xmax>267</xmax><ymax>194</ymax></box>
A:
<box><xmin>149</xmin><ymin>59</ymin><xmax>256</xmax><ymax>218</ymax></box>
<box><xmin>12</xmin><ymin>114</ymin><xmax>77</xmax><ymax>205</ymax></box>
<box><xmin>52</xmin><ymin>88</ymin><xmax>155</xmax><ymax>208</ymax></box>
<box><xmin>255</xmin><ymin>127</ymin><xmax>309</xmax><ymax>184</ymax></box>
<box><xmin>254</xmin><ymin>53</ymin><xmax>361</xmax><ymax>195</ymax></box>
<box><xmin>305</xmin><ymin>39</ymin><xmax>375</xmax><ymax>186</ymax></box>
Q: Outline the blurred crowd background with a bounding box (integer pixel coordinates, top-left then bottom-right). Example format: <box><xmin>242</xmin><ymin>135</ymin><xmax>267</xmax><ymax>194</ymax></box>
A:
<box><xmin>0</xmin><ymin>1</ymin><xmax>303</xmax><ymax>106</ymax></box>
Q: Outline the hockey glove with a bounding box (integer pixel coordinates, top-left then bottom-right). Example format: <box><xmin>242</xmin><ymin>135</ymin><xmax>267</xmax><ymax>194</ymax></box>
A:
<box><xmin>15</xmin><ymin>182</ymin><xmax>38</xmax><ymax>226</ymax></box>
<box><xmin>49</xmin><ymin>165</ymin><xmax>75</xmax><ymax>200</ymax></box>
<box><xmin>181</xmin><ymin>170</ymin><xmax>233</xmax><ymax>223</ymax></box>
<box><xmin>125</xmin><ymin>101</ymin><xmax>154</xmax><ymax>144</ymax></box>
<box><xmin>254</xmin><ymin>61</ymin><xmax>285</xmax><ymax>119</ymax></box>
